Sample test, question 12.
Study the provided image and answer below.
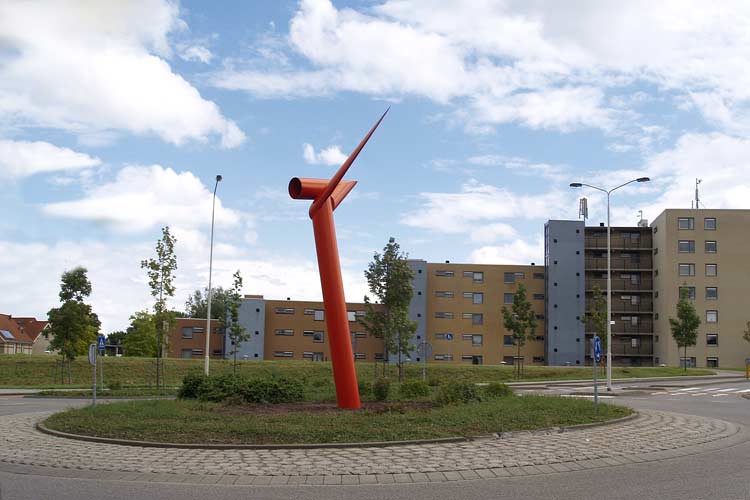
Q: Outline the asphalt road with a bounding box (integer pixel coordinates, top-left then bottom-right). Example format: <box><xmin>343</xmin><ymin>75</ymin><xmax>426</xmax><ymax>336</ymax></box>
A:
<box><xmin>1</xmin><ymin>383</ymin><xmax>749</xmax><ymax>500</ymax></box>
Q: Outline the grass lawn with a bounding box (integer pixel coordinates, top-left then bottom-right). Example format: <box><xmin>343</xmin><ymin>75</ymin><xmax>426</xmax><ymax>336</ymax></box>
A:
<box><xmin>42</xmin><ymin>396</ymin><xmax>632</xmax><ymax>444</ymax></box>
<box><xmin>0</xmin><ymin>355</ymin><xmax>715</xmax><ymax>389</ymax></box>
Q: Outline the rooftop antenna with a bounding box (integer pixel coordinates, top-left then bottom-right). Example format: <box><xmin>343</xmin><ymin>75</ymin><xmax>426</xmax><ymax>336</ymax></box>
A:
<box><xmin>578</xmin><ymin>197</ymin><xmax>589</xmax><ymax>222</ymax></box>
<box><xmin>695</xmin><ymin>178</ymin><xmax>702</xmax><ymax>209</ymax></box>
<box><xmin>638</xmin><ymin>210</ymin><xmax>643</xmax><ymax>223</ymax></box>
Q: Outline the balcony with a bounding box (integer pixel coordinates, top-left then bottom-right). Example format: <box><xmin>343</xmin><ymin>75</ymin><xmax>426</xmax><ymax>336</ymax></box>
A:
<box><xmin>587</xmin><ymin>299</ymin><xmax>653</xmax><ymax>313</ymax></box>
<box><xmin>586</xmin><ymin>341</ymin><xmax>654</xmax><ymax>357</ymax></box>
<box><xmin>585</xmin><ymin>257</ymin><xmax>653</xmax><ymax>270</ymax></box>
<box><xmin>584</xmin><ymin>236</ymin><xmax>652</xmax><ymax>250</ymax></box>
<box><xmin>586</xmin><ymin>278</ymin><xmax>653</xmax><ymax>291</ymax></box>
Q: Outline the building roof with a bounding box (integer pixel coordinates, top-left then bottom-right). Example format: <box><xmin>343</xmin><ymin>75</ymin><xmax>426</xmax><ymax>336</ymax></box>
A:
<box><xmin>12</xmin><ymin>317</ymin><xmax>49</xmax><ymax>343</ymax></box>
<box><xmin>0</xmin><ymin>314</ymin><xmax>33</xmax><ymax>344</ymax></box>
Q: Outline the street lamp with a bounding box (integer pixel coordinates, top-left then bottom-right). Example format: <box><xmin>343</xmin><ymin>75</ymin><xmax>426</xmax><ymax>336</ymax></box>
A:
<box><xmin>569</xmin><ymin>177</ymin><xmax>650</xmax><ymax>391</ymax></box>
<box><xmin>205</xmin><ymin>174</ymin><xmax>222</xmax><ymax>375</ymax></box>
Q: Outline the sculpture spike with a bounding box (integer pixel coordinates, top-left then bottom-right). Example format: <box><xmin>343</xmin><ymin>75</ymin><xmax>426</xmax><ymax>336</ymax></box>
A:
<box><xmin>308</xmin><ymin>107</ymin><xmax>390</xmax><ymax>218</ymax></box>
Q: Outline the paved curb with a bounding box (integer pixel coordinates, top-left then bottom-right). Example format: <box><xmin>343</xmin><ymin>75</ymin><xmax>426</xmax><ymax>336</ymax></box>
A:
<box><xmin>35</xmin><ymin>412</ymin><xmax>637</xmax><ymax>450</ymax></box>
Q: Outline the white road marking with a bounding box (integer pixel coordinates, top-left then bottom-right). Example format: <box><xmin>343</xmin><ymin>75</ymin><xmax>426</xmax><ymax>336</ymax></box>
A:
<box><xmin>716</xmin><ymin>388</ymin><xmax>737</xmax><ymax>392</ymax></box>
<box><xmin>677</xmin><ymin>387</ymin><xmax>701</xmax><ymax>392</ymax></box>
<box><xmin>736</xmin><ymin>389</ymin><xmax>750</xmax><ymax>393</ymax></box>
<box><xmin>712</xmin><ymin>393</ymin><xmax>730</xmax><ymax>397</ymax></box>
<box><xmin>561</xmin><ymin>395</ymin><xmax>616</xmax><ymax>399</ymax></box>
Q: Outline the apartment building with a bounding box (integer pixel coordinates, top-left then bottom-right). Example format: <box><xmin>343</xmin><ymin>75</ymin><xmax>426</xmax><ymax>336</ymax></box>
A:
<box><xmin>409</xmin><ymin>260</ymin><xmax>547</xmax><ymax>366</ymax></box>
<box><xmin>652</xmin><ymin>209</ymin><xmax>750</xmax><ymax>368</ymax></box>
<box><xmin>166</xmin><ymin>318</ymin><xmax>224</xmax><ymax>359</ymax></box>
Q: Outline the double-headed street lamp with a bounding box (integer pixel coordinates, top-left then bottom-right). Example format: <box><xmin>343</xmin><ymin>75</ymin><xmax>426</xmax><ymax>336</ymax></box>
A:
<box><xmin>205</xmin><ymin>174</ymin><xmax>222</xmax><ymax>376</ymax></box>
<box><xmin>569</xmin><ymin>177</ymin><xmax>650</xmax><ymax>391</ymax></box>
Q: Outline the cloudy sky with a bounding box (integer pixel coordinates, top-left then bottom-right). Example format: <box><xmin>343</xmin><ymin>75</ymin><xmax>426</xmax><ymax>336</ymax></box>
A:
<box><xmin>3</xmin><ymin>0</ymin><xmax>750</xmax><ymax>332</ymax></box>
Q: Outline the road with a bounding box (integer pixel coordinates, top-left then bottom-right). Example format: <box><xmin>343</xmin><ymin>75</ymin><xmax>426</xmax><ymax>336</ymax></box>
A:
<box><xmin>1</xmin><ymin>381</ymin><xmax>749</xmax><ymax>500</ymax></box>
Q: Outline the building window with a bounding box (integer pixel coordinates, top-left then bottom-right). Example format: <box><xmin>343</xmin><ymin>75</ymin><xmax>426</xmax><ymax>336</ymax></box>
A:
<box><xmin>275</xmin><ymin>307</ymin><xmax>295</xmax><ymax>315</ymax></box>
<box><xmin>503</xmin><ymin>272</ymin><xmax>516</xmax><ymax>284</ymax></box>
<box><xmin>705</xmin><ymin>264</ymin><xmax>718</xmax><ymax>277</ymax></box>
<box><xmin>535</xmin><ymin>314</ymin><xmax>545</xmax><ymax>320</ymax></box>
<box><xmin>503</xmin><ymin>293</ymin><xmax>514</xmax><ymax>304</ymax></box>
<box><xmin>678</xmin><ymin>240</ymin><xmax>695</xmax><ymax>253</ymax></box>
<box><xmin>678</xmin><ymin>217</ymin><xmax>694</xmax><ymax>230</ymax></box>
<box><xmin>374</xmin><ymin>353</ymin><xmax>385</xmax><ymax>361</ymax></box>
<box><xmin>532</xmin><ymin>293</ymin><xmax>544</xmax><ymax>300</ymax></box>
<box><xmin>462</xmin><ymin>333</ymin><xmax>483</xmax><ymax>346</ymax></box>
<box><xmin>434</xmin><ymin>354</ymin><xmax>453</xmax><ymax>361</ymax></box>
<box><xmin>303</xmin><ymin>308</ymin><xmax>315</xmax><ymax>315</ymax></box>
<box><xmin>434</xmin><ymin>333</ymin><xmax>454</xmax><ymax>341</ymax></box>
<box><xmin>435</xmin><ymin>312</ymin><xmax>454</xmax><ymax>319</ymax></box>
<box><xmin>354</xmin><ymin>353</ymin><xmax>366</xmax><ymax>360</ymax></box>
<box><xmin>353</xmin><ymin>332</ymin><xmax>367</xmax><ymax>338</ymax></box>
<box><xmin>313</xmin><ymin>331</ymin><xmax>324</xmax><ymax>343</ymax></box>
<box><xmin>314</xmin><ymin>309</ymin><xmax>325</xmax><ymax>321</ymax></box>
<box><xmin>706</xmin><ymin>287</ymin><xmax>718</xmax><ymax>300</ymax></box>
<box><xmin>706</xmin><ymin>310</ymin><xmax>718</xmax><ymax>323</ymax></box>
<box><xmin>273</xmin><ymin>351</ymin><xmax>294</xmax><ymax>358</ymax></box>
<box><xmin>704</xmin><ymin>217</ymin><xmax>717</xmax><ymax>230</ymax></box>
<box><xmin>435</xmin><ymin>270</ymin><xmax>455</xmax><ymax>277</ymax></box>
<box><xmin>181</xmin><ymin>327</ymin><xmax>194</xmax><ymax>339</ymax></box>
<box><xmin>706</xmin><ymin>333</ymin><xmax>718</xmax><ymax>346</ymax></box>
<box><xmin>436</xmin><ymin>291</ymin><xmax>455</xmax><ymax>298</ymax></box>
<box><xmin>503</xmin><ymin>335</ymin><xmax>514</xmax><ymax>346</ymax></box>
<box><xmin>462</xmin><ymin>292</ymin><xmax>483</xmax><ymax>304</ymax></box>
<box><xmin>191</xmin><ymin>348</ymin><xmax>203</xmax><ymax>356</ymax></box>
<box><xmin>347</xmin><ymin>311</ymin><xmax>356</xmax><ymax>322</ymax></box>
<box><xmin>680</xmin><ymin>357</ymin><xmax>696</xmax><ymax>368</ymax></box>
<box><xmin>462</xmin><ymin>271</ymin><xmax>484</xmax><ymax>283</ymax></box>
<box><xmin>275</xmin><ymin>329</ymin><xmax>294</xmax><ymax>336</ymax></box>
<box><xmin>706</xmin><ymin>357</ymin><xmax>719</xmax><ymax>368</ymax></box>
<box><xmin>678</xmin><ymin>263</ymin><xmax>695</xmax><ymax>276</ymax></box>
<box><xmin>462</xmin><ymin>312</ymin><xmax>483</xmax><ymax>325</ymax></box>
<box><xmin>679</xmin><ymin>286</ymin><xmax>696</xmax><ymax>300</ymax></box>
<box><xmin>180</xmin><ymin>349</ymin><xmax>192</xmax><ymax>359</ymax></box>
<box><xmin>705</xmin><ymin>240</ymin><xmax>717</xmax><ymax>253</ymax></box>
<box><xmin>533</xmin><ymin>272</ymin><xmax>545</xmax><ymax>279</ymax></box>
<box><xmin>355</xmin><ymin>310</ymin><xmax>366</xmax><ymax>317</ymax></box>
<box><xmin>532</xmin><ymin>356</ymin><xmax>545</xmax><ymax>363</ymax></box>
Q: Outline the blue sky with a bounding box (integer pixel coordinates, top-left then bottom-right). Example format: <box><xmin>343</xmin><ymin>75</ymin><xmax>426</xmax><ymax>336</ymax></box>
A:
<box><xmin>2</xmin><ymin>0</ymin><xmax>750</xmax><ymax>332</ymax></box>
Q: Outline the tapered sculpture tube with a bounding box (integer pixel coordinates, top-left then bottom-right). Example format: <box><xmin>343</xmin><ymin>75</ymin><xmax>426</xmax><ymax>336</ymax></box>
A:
<box><xmin>288</xmin><ymin>109</ymin><xmax>388</xmax><ymax>409</ymax></box>
<box><xmin>311</xmin><ymin>200</ymin><xmax>360</xmax><ymax>408</ymax></box>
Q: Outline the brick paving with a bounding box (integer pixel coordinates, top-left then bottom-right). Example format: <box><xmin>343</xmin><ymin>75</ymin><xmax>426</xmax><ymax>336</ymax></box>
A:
<box><xmin>0</xmin><ymin>410</ymin><xmax>744</xmax><ymax>485</ymax></box>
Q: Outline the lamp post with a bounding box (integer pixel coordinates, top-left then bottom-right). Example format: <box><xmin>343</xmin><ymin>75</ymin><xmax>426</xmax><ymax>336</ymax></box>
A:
<box><xmin>205</xmin><ymin>174</ymin><xmax>222</xmax><ymax>376</ymax></box>
<box><xmin>569</xmin><ymin>177</ymin><xmax>650</xmax><ymax>391</ymax></box>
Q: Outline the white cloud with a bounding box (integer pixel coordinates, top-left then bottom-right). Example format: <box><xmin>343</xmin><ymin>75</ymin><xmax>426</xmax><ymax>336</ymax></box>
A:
<box><xmin>177</xmin><ymin>44</ymin><xmax>213</xmax><ymax>64</ymax></box>
<box><xmin>401</xmin><ymin>180</ymin><xmax>569</xmax><ymax>234</ymax></box>
<box><xmin>302</xmin><ymin>143</ymin><xmax>347</xmax><ymax>166</ymax></box>
<box><xmin>466</xmin><ymin>154</ymin><xmax>567</xmax><ymax>181</ymax></box>
<box><xmin>0</xmin><ymin>0</ymin><xmax>244</xmax><ymax>148</ymax></box>
<box><xmin>210</xmin><ymin>0</ymin><xmax>750</xmax><ymax>136</ymax></box>
<box><xmin>469</xmin><ymin>238</ymin><xmax>544</xmax><ymax>266</ymax></box>
<box><xmin>42</xmin><ymin>165</ymin><xmax>249</xmax><ymax>235</ymax></box>
<box><xmin>0</xmin><ymin>140</ymin><xmax>100</xmax><ymax>179</ymax></box>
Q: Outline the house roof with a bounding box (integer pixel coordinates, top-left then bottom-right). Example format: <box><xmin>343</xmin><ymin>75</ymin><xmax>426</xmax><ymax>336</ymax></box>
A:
<box><xmin>0</xmin><ymin>314</ymin><xmax>33</xmax><ymax>344</ymax></box>
<box><xmin>12</xmin><ymin>317</ymin><xmax>49</xmax><ymax>343</ymax></box>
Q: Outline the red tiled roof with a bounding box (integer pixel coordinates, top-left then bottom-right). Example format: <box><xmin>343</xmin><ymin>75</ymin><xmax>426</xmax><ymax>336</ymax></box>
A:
<box><xmin>0</xmin><ymin>314</ymin><xmax>33</xmax><ymax>344</ymax></box>
<box><xmin>12</xmin><ymin>317</ymin><xmax>48</xmax><ymax>342</ymax></box>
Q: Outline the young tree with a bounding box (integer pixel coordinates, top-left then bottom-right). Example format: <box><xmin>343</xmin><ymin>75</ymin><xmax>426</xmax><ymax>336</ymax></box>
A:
<box><xmin>581</xmin><ymin>284</ymin><xmax>608</xmax><ymax>375</ymax></box>
<box><xmin>45</xmin><ymin>267</ymin><xmax>100</xmax><ymax>383</ymax></box>
<box><xmin>226</xmin><ymin>270</ymin><xmax>249</xmax><ymax>373</ymax></box>
<box><xmin>358</xmin><ymin>237</ymin><xmax>417</xmax><ymax>381</ymax></box>
<box><xmin>122</xmin><ymin>311</ymin><xmax>158</xmax><ymax>357</ymax></box>
<box><xmin>743</xmin><ymin>321</ymin><xmax>750</xmax><ymax>344</ymax></box>
<box><xmin>669</xmin><ymin>287</ymin><xmax>701</xmax><ymax>372</ymax></box>
<box><xmin>502</xmin><ymin>283</ymin><xmax>538</xmax><ymax>379</ymax></box>
<box><xmin>141</xmin><ymin>226</ymin><xmax>178</xmax><ymax>388</ymax></box>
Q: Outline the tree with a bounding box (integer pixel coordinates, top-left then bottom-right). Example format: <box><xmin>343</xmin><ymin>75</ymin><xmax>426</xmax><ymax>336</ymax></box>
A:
<box><xmin>141</xmin><ymin>226</ymin><xmax>178</xmax><ymax>387</ymax></box>
<box><xmin>106</xmin><ymin>330</ymin><xmax>127</xmax><ymax>346</ymax></box>
<box><xmin>502</xmin><ymin>283</ymin><xmax>538</xmax><ymax>379</ymax></box>
<box><xmin>226</xmin><ymin>270</ymin><xmax>249</xmax><ymax>373</ymax></box>
<box><xmin>581</xmin><ymin>284</ymin><xmax>608</xmax><ymax>375</ymax></box>
<box><xmin>45</xmin><ymin>267</ymin><xmax>100</xmax><ymax>383</ymax></box>
<box><xmin>669</xmin><ymin>287</ymin><xmax>701</xmax><ymax>372</ymax></box>
<box><xmin>358</xmin><ymin>237</ymin><xmax>417</xmax><ymax>381</ymax></box>
<box><xmin>743</xmin><ymin>321</ymin><xmax>750</xmax><ymax>344</ymax></box>
<box><xmin>184</xmin><ymin>286</ymin><xmax>231</xmax><ymax>326</ymax></box>
<box><xmin>122</xmin><ymin>311</ymin><xmax>158</xmax><ymax>357</ymax></box>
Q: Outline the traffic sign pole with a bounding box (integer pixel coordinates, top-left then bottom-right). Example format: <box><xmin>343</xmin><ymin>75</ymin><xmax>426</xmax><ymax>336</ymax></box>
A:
<box><xmin>745</xmin><ymin>358</ymin><xmax>749</xmax><ymax>381</ymax></box>
<box><xmin>591</xmin><ymin>336</ymin><xmax>602</xmax><ymax>412</ymax></box>
<box><xmin>88</xmin><ymin>344</ymin><xmax>97</xmax><ymax>409</ymax></box>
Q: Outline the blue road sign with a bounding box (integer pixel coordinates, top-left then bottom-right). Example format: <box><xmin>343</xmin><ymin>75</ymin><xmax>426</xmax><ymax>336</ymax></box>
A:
<box><xmin>445</xmin><ymin>333</ymin><xmax>454</xmax><ymax>341</ymax></box>
<box><xmin>97</xmin><ymin>335</ymin><xmax>106</xmax><ymax>353</ymax></box>
<box><xmin>593</xmin><ymin>336</ymin><xmax>602</xmax><ymax>363</ymax></box>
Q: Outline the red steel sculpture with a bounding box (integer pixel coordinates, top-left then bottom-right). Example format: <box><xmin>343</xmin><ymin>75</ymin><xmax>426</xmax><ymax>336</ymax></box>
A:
<box><xmin>288</xmin><ymin>109</ymin><xmax>389</xmax><ymax>409</ymax></box>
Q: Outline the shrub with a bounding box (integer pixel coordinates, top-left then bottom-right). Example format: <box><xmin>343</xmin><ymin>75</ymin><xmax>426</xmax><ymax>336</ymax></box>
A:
<box><xmin>358</xmin><ymin>380</ymin><xmax>372</xmax><ymax>398</ymax></box>
<box><xmin>239</xmin><ymin>377</ymin><xmax>304</xmax><ymax>404</ymax></box>
<box><xmin>196</xmin><ymin>374</ymin><xmax>243</xmax><ymax>402</ymax></box>
<box><xmin>437</xmin><ymin>381</ymin><xmax>482</xmax><ymax>405</ymax></box>
<box><xmin>398</xmin><ymin>380</ymin><xmax>431</xmax><ymax>399</ymax></box>
<box><xmin>178</xmin><ymin>371</ymin><xmax>208</xmax><ymax>399</ymax></box>
<box><xmin>373</xmin><ymin>378</ymin><xmax>390</xmax><ymax>401</ymax></box>
<box><xmin>107</xmin><ymin>380</ymin><xmax>123</xmax><ymax>391</ymax></box>
<box><xmin>483</xmin><ymin>382</ymin><xmax>513</xmax><ymax>398</ymax></box>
